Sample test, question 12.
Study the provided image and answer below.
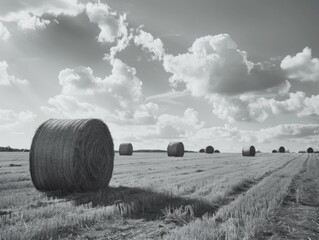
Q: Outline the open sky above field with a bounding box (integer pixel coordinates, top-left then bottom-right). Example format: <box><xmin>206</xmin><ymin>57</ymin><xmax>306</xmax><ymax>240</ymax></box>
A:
<box><xmin>0</xmin><ymin>0</ymin><xmax>319</xmax><ymax>152</ymax></box>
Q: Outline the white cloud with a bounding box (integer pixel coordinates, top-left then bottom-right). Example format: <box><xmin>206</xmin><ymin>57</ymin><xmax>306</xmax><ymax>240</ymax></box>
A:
<box><xmin>4</xmin><ymin>12</ymin><xmax>50</xmax><ymax>30</ymax></box>
<box><xmin>42</xmin><ymin>58</ymin><xmax>158</xmax><ymax>125</ymax></box>
<box><xmin>163</xmin><ymin>34</ymin><xmax>285</xmax><ymax>97</ymax></box>
<box><xmin>0</xmin><ymin>61</ymin><xmax>29</xmax><ymax>86</ymax></box>
<box><xmin>281</xmin><ymin>47</ymin><xmax>319</xmax><ymax>82</ymax></box>
<box><xmin>0</xmin><ymin>0</ymin><xmax>84</xmax><ymax>30</ymax></box>
<box><xmin>208</xmin><ymin>90</ymin><xmax>319</xmax><ymax>123</ymax></box>
<box><xmin>86</xmin><ymin>2</ymin><xmax>128</xmax><ymax>43</ymax></box>
<box><xmin>0</xmin><ymin>22</ymin><xmax>10</xmax><ymax>40</ymax></box>
<box><xmin>134</xmin><ymin>29</ymin><xmax>165</xmax><ymax>60</ymax></box>
<box><xmin>143</xmin><ymin>108</ymin><xmax>205</xmax><ymax>139</ymax></box>
<box><xmin>195</xmin><ymin>123</ymin><xmax>319</xmax><ymax>145</ymax></box>
<box><xmin>0</xmin><ymin>109</ymin><xmax>37</xmax><ymax>131</ymax></box>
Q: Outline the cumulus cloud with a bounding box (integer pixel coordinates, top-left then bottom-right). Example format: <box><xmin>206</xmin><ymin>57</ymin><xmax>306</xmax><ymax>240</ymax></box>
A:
<box><xmin>86</xmin><ymin>2</ymin><xmax>128</xmax><ymax>43</ymax></box>
<box><xmin>0</xmin><ymin>22</ymin><xmax>10</xmax><ymax>40</ymax></box>
<box><xmin>281</xmin><ymin>47</ymin><xmax>319</xmax><ymax>82</ymax></box>
<box><xmin>143</xmin><ymin>108</ymin><xmax>205</xmax><ymax>139</ymax></box>
<box><xmin>208</xmin><ymin>90</ymin><xmax>319</xmax><ymax>123</ymax></box>
<box><xmin>4</xmin><ymin>12</ymin><xmax>50</xmax><ymax>30</ymax></box>
<box><xmin>42</xmin><ymin>58</ymin><xmax>158</xmax><ymax>125</ymax></box>
<box><xmin>0</xmin><ymin>0</ymin><xmax>84</xmax><ymax>30</ymax></box>
<box><xmin>163</xmin><ymin>34</ymin><xmax>285</xmax><ymax>97</ymax></box>
<box><xmin>0</xmin><ymin>61</ymin><xmax>29</xmax><ymax>86</ymax></box>
<box><xmin>134</xmin><ymin>29</ymin><xmax>165</xmax><ymax>60</ymax></box>
<box><xmin>194</xmin><ymin>123</ymin><xmax>319</xmax><ymax>146</ymax></box>
<box><xmin>0</xmin><ymin>109</ymin><xmax>37</xmax><ymax>131</ymax></box>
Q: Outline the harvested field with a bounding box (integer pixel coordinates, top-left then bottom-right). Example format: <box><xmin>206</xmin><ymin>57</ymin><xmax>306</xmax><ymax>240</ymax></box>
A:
<box><xmin>0</xmin><ymin>152</ymin><xmax>318</xmax><ymax>240</ymax></box>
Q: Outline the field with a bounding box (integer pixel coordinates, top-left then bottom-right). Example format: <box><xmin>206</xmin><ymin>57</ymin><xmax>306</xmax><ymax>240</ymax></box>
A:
<box><xmin>1</xmin><ymin>152</ymin><xmax>318</xmax><ymax>239</ymax></box>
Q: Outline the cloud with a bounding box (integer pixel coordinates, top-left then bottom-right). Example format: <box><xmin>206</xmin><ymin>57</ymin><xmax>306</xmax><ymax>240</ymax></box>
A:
<box><xmin>0</xmin><ymin>22</ymin><xmax>10</xmax><ymax>40</ymax></box>
<box><xmin>0</xmin><ymin>109</ymin><xmax>37</xmax><ymax>131</ymax></box>
<box><xmin>134</xmin><ymin>29</ymin><xmax>165</xmax><ymax>60</ymax></box>
<box><xmin>163</xmin><ymin>34</ymin><xmax>285</xmax><ymax>97</ymax></box>
<box><xmin>42</xmin><ymin>58</ymin><xmax>158</xmax><ymax>125</ymax></box>
<box><xmin>281</xmin><ymin>47</ymin><xmax>319</xmax><ymax>82</ymax></box>
<box><xmin>195</xmin><ymin>123</ymin><xmax>319</xmax><ymax>145</ymax></box>
<box><xmin>259</xmin><ymin>91</ymin><xmax>319</xmax><ymax>117</ymax></box>
<box><xmin>4</xmin><ymin>12</ymin><xmax>50</xmax><ymax>30</ymax></box>
<box><xmin>0</xmin><ymin>61</ymin><xmax>29</xmax><ymax>86</ymax></box>
<box><xmin>86</xmin><ymin>2</ymin><xmax>128</xmax><ymax>43</ymax></box>
<box><xmin>0</xmin><ymin>0</ymin><xmax>84</xmax><ymax>30</ymax></box>
<box><xmin>144</xmin><ymin>108</ymin><xmax>205</xmax><ymax>139</ymax></box>
<box><xmin>208</xmin><ymin>90</ymin><xmax>319</xmax><ymax>123</ymax></box>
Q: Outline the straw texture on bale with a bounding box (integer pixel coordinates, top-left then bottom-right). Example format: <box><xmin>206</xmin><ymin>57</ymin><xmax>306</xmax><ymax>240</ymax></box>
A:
<box><xmin>279</xmin><ymin>146</ymin><xmax>285</xmax><ymax>153</ymax></box>
<box><xmin>205</xmin><ymin>146</ymin><xmax>214</xmax><ymax>154</ymax></box>
<box><xmin>29</xmin><ymin>119</ymin><xmax>114</xmax><ymax>192</ymax></box>
<box><xmin>272</xmin><ymin>150</ymin><xmax>277</xmax><ymax>153</ymax></box>
<box><xmin>242</xmin><ymin>146</ymin><xmax>256</xmax><ymax>156</ymax></box>
<box><xmin>307</xmin><ymin>147</ymin><xmax>314</xmax><ymax>153</ymax></box>
<box><xmin>214</xmin><ymin>150</ymin><xmax>220</xmax><ymax>153</ymax></box>
<box><xmin>199</xmin><ymin>149</ymin><xmax>205</xmax><ymax>153</ymax></box>
<box><xmin>119</xmin><ymin>143</ymin><xmax>133</xmax><ymax>155</ymax></box>
<box><xmin>167</xmin><ymin>142</ymin><xmax>184</xmax><ymax>157</ymax></box>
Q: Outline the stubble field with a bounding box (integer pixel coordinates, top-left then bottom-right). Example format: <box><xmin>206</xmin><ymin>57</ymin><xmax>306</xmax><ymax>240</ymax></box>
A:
<box><xmin>0</xmin><ymin>152</ymin><xmax>318</xmax><ymax>239</ymax></box>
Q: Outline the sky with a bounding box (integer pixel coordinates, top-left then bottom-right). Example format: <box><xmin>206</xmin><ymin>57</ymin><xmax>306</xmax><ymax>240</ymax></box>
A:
<box><xmin>0</xmin><ymin>0</ymin><xmax>319</xmax><ymax>152</ymax></box>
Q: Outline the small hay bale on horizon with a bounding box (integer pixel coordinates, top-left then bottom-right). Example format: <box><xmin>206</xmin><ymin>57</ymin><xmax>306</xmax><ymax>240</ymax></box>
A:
<box><xmin>272</xmin><ymin>150</ymin><xmax>277</xmax><ymax>153</ymax></box>
<box><xmin>307</xmin><ymin>147</ymin><xmax>314</xmax><ymax>153</ymax></box>
<box><xmin>199</xmin><ymin>149</ymin><xmax>205</xmax><ymax>153</ymax></box>
<box><xmin>119</xmin><ymin>143</ymin><xmax>133</xmax><ymax>156</ymax></box>
<box><xmin>167</xmin><ymin>142</ymin><xmax>184</xmax><ymax>157</ymax></box>
<box><xmin>214</xmin><ymin>150</ymin><xmax>220</xmax><ymax>153</ymax></box>
<box><xmin>205</xmin><ymin>146</ymin><xmax>214</xmax><ymax>154</ymax></box>
<box><xmin>279</xmin><ymin>146</ymin><xmax>285</xmax><ymax>153</ymax></box>
<box><xmin>242</xmin><ymin>146</ymin><xmax>256</xmax><ymax>156</ymax></box>
<box><xmin>29</xmin><ymin>119</ymin><xmax>114</xmax><ymax>192</ymax></box>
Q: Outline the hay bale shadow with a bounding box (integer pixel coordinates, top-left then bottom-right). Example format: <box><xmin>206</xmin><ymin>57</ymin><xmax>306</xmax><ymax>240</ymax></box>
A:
<box><xmin>46</xmin><ymin>186</ymin><xmax>218</xmax><ymax>220</ymax></box>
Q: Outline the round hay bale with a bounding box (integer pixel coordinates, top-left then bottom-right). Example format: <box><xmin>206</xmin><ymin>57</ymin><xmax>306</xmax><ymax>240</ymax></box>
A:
<box><xmin>279</xmin><ymin>146</ymin><xmax>285</xmax><ymax>153</ymax></box>
<box><xmin>199</xmin><ymin>149</ymin><xmax>205</xmax><ymax>153</ymax></box>
<box><xmin>307</xmin><ymin>147</ymin><xmax>314</xmax><ymax>153</ymax></box>
<box><xmin>119</xmin><ymin>143</ymin><xmax>133</xmax><ymax>155</ymax></box>
<box><xmin>242</xmin><ymin>146</ymin><xmax>256</xmax><ymax>156</ymax></box>
<box><xmin>205</xmin><ymin>146</ymin><xmax>214</xmax><ymax>154</ymax></box>
<box><xmin>272</xmin><ymin>150</ymin><xmax>277</xmax><ymax>153</ymax></box>
<box><xmin>214</xmin><ymin>150</ymin><xmax>220</xmax><ymax>153</ymax></box>
<box><xmin>167</xmin><ymin>142</ymin><xmax>184</xmax><ymax>157</ymax></box>
<box><xmin>29</xmin><ymin>119</ymin><xmax>114</xmax><ymax>192</ymax></box>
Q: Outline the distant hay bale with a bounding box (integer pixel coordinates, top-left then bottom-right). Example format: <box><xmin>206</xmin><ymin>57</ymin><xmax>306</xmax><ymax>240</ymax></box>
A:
<box><xmin>167</xmin><ymin>142</ymin><xmax>184</xmax><ymax>157</ymax></box>
<box><xmin>242</xmin><ymin>146</ymin><xmax>256</xmax><ymax>156</ymax></box>
<box><xmin>205</xmin><ymin>146</ymin><xmax>214</xmax><ymax>154</ymax></box>
<box><xmin>214</xmin><ymin>150</ymin><xmax>220</xmax><ymax>153</ymax></box>
<box><xmin>29</xmin><ymin>119</ymin><xmax>114</xmax><ymax>192</ymax></box>
<box><xmin>272</xmin><ymin>150</ymin><xmax>277</xmax><ymax>153</ymax></box>
<box><xmin>199</xmin><ymin>149</ymin><xmax>205</xmax><ymax>153</ymax></box>
<box><xmin>279</xmin><ymin>146</ymin><xmax>285</xmax><ymax>153</ymax></box>
<box><xmin>307</xmin><ymin>147</ymin><xmax>314</xmax><ymax>153</ymax></box>
<box><xmin>119</xmin><ymin>143</ymin><xmax>133</xmax><ymax>155</ymax></box>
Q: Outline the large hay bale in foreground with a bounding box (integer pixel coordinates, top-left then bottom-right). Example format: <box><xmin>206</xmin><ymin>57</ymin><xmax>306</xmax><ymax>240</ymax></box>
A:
<box><xmin>119</xmin><ymin>143</ymin><xmax>133</xmax><ymax>155</ymax></box>
<box><xmin>279</xmin><ymin>146</ymin><xmax>285</xmax><ymax>153</ymax></box>
<box><xmin>167</xmin><ymin>142</ymin><xmax>184</xmax><ymax>157</ymax></box>
<box><xmin>199</xmin><ymin>149</ymin><xmax>205</xmax><ymax>153</ymax></box>
<box><xmin>242</xmin><ymin>146</ymin><xmax>256</xmax><ymax>156</ymax></box>
<box><xmin>205</xmin><ymin>146</ymin><xmax>214</xmax><ymax>154</ymax></box>
<box><xmin>307</xmin><ymin>147</ymin><xmax>314</xmax><ymax>153</ymax></box>
<box><xmin>29</xmin><ymin>119</ymin><xmax>114</xmax><ymax>192</ymax></box>
<box><xmin>272</xmin><ymin>150</ymin><xmax>277</xmax><ymax>153</ymax></box>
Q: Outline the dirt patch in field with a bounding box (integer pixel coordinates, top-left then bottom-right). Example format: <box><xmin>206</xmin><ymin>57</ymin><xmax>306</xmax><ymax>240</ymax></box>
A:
<box><xmin>258</xmin><ymin>154</ymin><xmax>319</xmax><ymax>240</ymax></box>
